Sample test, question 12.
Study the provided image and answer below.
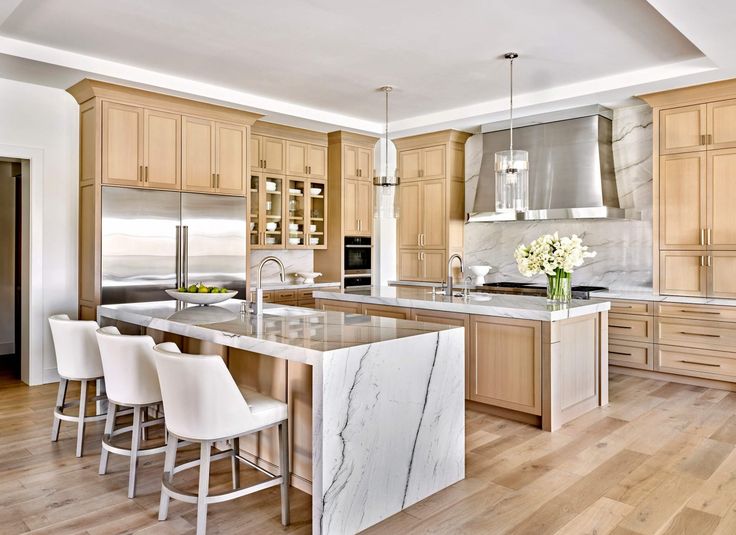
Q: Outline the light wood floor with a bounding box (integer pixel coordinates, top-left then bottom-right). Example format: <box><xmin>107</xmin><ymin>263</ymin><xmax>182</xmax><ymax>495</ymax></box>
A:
<box><xmin>3</xmin><ymin>365</ymin><xmax>736</xmax><ymax>535</ymax></box>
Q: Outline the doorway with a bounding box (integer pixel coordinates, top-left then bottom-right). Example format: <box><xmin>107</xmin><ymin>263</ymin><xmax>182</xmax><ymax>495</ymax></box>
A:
<box><xmin>0</xmin><ymin>158</ymin><xmax>24</xmax><ymax>381</ymax></box>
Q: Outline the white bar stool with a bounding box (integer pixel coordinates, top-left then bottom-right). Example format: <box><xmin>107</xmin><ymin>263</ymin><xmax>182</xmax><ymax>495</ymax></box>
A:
<box><xmin>153</xmin><ymin>342</ymin><xmax>290</xmax><ymax>535</ymax></box>
<box><xmin>48</xmin><ymin>314</ymin><xmax>108</xmax><ymax>457</ymax></box>
<box><xmin>96</xmin><ymin>327</ymin><xmax>168</xmax><ymax>498</ymax></box>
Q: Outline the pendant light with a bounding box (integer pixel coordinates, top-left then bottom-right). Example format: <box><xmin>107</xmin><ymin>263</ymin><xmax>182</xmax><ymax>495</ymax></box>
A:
<box><xmin>374</xmin><ymin>85</ymin><xmax>400</xmax><ymax>218</ymax></box>
<box><xmin>495</xmin><ymin>52</ymin><xmax>529</xmax><ymax>213</ymax></box>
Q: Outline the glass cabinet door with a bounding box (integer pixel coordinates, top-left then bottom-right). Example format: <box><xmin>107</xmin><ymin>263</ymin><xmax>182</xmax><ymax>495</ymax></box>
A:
<box><xmin>286</xmin><ymin>178</ymin><xmax>306</xmax><ymax>248</ymax></box>
<box><xmin>249</xmin><ymin>173</ymin><xmax>261</xmax><ymax>248</ymax></box>
<box><xmin>263</xmin><ymin>174</ymin><xmax>284</xmax><ymax>248</ymax></box>
<box><xmin>307</xmin><ymin>179</ymin><xmax>326</xmax><ymax>248</ymax></box>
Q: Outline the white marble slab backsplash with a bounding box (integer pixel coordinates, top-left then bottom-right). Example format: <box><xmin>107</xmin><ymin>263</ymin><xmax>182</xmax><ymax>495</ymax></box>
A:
<box><xmin>464</xmin><ymin>104</ymin><xmax>653</xmax><ymax>291</ymax></box>
<box><xmin>250</xmin><ymin>249</ymin><xmax>314</xmax><ymax>284</ymax></box>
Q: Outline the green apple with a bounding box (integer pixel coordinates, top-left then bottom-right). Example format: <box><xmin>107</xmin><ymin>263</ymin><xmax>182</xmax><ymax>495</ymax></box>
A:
<box><xmin>187</xmin><ymin>284</ymin><xmax>197</xmax><ymax>293</ymax></box>
<box><xmin>198</xmin><ymin>286</ymin><xmax>210</xmax><ymax>293</ymax></box>
<box><xmin>177</xmin><ymin>287</ymin><xmax>187</xmax><ymax>292</ymax></box>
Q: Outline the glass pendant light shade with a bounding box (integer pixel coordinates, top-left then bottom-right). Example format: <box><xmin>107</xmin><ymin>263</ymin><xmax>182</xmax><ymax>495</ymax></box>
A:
<box><xmin>495</xmin><ymin>149</ymin><xmax>529</xmax><ymax>212</ymax></box>
<box><xmin>494</xmin><ymin>52</ymin><xmax>529</xmax><ymax>213</ymax></box>
<box><xmin>373</xmin><ymin>85</ymin><xmax>399</xmax><ymax>218</ymax></box>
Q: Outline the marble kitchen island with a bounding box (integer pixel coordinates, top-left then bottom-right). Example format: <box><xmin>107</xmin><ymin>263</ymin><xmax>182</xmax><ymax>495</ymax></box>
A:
<box><xmin>315</xmin><ymin>287</ymin><xmax>611</xmax><ymax>431</ymax></box>
<box><xmin>97</xmin><ymin>300</ymin><xmax>464</xmax><ymax>535</ymax></box>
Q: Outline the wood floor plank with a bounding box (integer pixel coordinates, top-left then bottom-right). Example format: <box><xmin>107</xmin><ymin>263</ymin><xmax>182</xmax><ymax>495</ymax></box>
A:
<box><xmin>660</xmin><ymin>507</ymin><xmax>720</xmax><ymax>535</ymax></box>
<box><xmin>551</xmin><ymin>496</ymin><xmax>633</xmax><ymax>535</ymax></box>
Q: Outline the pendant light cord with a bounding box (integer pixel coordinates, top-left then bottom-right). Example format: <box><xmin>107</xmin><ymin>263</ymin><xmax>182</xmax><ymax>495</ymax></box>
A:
<box><xmin>509</xmin><ymin>55</ymin><xmax>514</xmax><ymax>152</ymax></box>
<box><xmin>385</xmin><ymin>87</ymin><xmax>389</xmax><ymax>178</ymax></box>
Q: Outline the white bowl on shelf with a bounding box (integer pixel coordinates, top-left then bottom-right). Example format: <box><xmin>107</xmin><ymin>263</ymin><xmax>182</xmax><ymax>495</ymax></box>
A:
<box><xmin>289</xmin><ymin>223</ymin><xmax>299</xmax><ymax>231</ymax></box>
<box><xmin>266</xmin><ymin>181</ymin><xmax>277</xmax><ymax>192</ymax></box>
<box><xmin>310</xmin><ymin>187</ymin><xmax>322</xmax><ymax>195</ymax></box>
<box><xmin>309</xmin><ymin>224</ymin><xmax>317</xmax><ymax>232</ymax></box>
<box><xmin>288</xmin><ymin>237</ymin><xmax>301</xmax><ymax>245</ymax></box>
<box><xmin>289</xmin><ymin>188</ymin><xmax>302</xmax><ymax>195</ymax></box>
<box><xmin>265</xmin><ymin>236</ymin><xmax>277</xmax><ymax>245</ymax></box>
<box><xmin>165</xmin><ymin>289</ymin><xmax>237</xmax><ymax>306</ymax></box>
<box><xmin>309</xmin><ymin>237</ymin><xmax>320</xmax><ymax>245</ymax></box>
<box><xmin>265</xmin><ymin>222</ymin><xmax>277</xmax><ymax>232</ymax></box>
<box><xmin>467</xmin><ymin>265</ymin><xmax>492</xmax><ymax>286</ymax></box>
<box><xmin>296</xmin><ymin>272</ymin><xmax>322</xmax><ymax>284</ymax></box>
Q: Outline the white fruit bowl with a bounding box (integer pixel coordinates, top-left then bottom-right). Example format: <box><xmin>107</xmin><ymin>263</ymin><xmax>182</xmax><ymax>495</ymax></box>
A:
<box><xmin>296</xmin><ymin>272</ymin><xmax>322</xmax><ymax>284</ymax></box>
<box><xmin>467</xmin><ymin>265</ymin><xmax>491</xmax><ymax>286</ymax></box>
<box><xmin>165</xmin><ymin>289</ymin><xmax>237</xmax><ymax>306</ymax></box>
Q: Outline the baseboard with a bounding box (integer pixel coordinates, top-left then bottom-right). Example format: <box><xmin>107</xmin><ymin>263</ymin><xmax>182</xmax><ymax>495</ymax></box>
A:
<box><xmin>610</xmin><ymin>365</ymin><xmax>736</xmax><ymax>392</ymax></box>
<box><xmin>466</xmin><ymin>399</ymin><xmax>542</xmax><ymax>427</ymax></box>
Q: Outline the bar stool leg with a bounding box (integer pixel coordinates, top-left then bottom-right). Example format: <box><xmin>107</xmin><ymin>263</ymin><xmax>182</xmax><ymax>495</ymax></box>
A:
<box><xmin>76</xmin><ymin>380</ymin><xmax>88</xmax><ymax>457</ymax></box>
<box><xmin>197</xmin><ymin>441</ymin><xmax>212</xmax><ymax>535</ymax></box>
<box><xmin>279</xmin><ymin>422</ymin><xmax>290</xmax><ymax>526</ymax></box>
<box><xmin>158</xmin><ymin>435</ymin><xmax>179</xmax><ymax>521</ymax></box>
<box><xmin>99</xmin><ymin>402</ymin><xmax>118</xmax><ymax>475</ymax></box>
<box><xmin>231</xmin><ymin>436</ymin><xmax>240</xmax><ymax>490</ymax></box>
<box><xmin>51</xmin><ymin>378</ymin><xmax>68</xmax><ymax>442</ymax></box>
<box><xmin>128</xmin><ymin>406</ymin><xmax>142</xmax><ymax>498</ymax></box>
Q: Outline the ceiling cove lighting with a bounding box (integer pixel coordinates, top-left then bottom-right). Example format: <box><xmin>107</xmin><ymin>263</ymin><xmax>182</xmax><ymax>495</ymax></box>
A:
<box><xmin>495</xmin><ymin>52</ymin><xmax>529</xmax><ymax>214</ymax></box>
<box><xmin>374</xmin><ymin>85</ymin><xmax>400</xmax><ymax>218</ymax></box>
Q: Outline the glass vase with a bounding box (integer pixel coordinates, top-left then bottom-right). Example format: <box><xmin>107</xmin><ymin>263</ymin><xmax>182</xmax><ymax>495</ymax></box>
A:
<box><xmin>546</xmin><ymin>270</ymin><xmax>572</xmax><ymax>303</ymax></box>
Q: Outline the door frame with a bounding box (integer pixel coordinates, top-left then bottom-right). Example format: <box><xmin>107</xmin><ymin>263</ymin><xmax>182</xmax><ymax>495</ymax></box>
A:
<box><xmin>0</xmin><ymin>144</ymin><xmax>44</xmax><ymax>385</ymax></box>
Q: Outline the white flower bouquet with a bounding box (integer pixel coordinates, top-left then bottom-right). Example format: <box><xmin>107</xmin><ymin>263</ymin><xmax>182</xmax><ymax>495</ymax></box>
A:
<box><xmin>513</xmin><ymin>233</ymin><xmax>596</xmax><ymax>301</ymax></box>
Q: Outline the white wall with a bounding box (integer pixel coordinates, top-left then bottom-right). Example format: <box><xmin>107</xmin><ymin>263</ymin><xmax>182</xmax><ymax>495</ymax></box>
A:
<box><xmin>0</xmin><ymin>77</ymin><xmax>79</xmax><ymax>382</ymax></box>
<box><xmin>0</xmin><ymin>162</ymin><xmax>14</xmax><ymax>355</ymax></box>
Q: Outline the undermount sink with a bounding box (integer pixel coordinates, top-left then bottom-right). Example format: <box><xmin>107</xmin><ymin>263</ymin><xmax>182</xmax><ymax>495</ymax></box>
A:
<box><xmin>429</xmin><ymin>290</ymin><xmax>491</xmax><ymax>301</ymax></box>
<box><xmin>262</xmin><ymin>307</ymin><xmax>317</xmax><ymax>317</ymax></box>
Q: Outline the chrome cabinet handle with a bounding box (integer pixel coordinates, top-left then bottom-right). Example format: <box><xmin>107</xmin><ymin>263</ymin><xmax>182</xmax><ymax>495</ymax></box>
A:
<box><xmin>417</xmin><ymin>234</ymin><xmax>421</xmax><ymax>247</ymax></box>
<box><xmin>707</xmin><ymin>255</ymin><xmax>712</xmax><ymax>267</ymax></box>
<box><xmin>700</xmin><ymin>256</ymin><xmax>705</xmax><ymax>267</ymax></box>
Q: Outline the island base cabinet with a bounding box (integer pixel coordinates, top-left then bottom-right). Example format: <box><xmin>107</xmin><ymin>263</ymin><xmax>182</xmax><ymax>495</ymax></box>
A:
<box><xmin>469</xmin><ymin>316</ymin><xmax>542</xmax><ymax>416</ymax></box>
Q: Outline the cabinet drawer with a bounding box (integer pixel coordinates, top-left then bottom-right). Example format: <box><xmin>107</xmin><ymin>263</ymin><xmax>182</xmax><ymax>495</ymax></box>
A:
<box><xmin>250</xmin><ymin>290</ymin><xmax>274</xmax><ymax>302</ymax></box>
<box><xmin>609</xmin><ymin>300</ymin><xmax>653</xmax><ymax>315</ymax></box>
<box><xmin>297</xmin><ymin>299</ymin><xmax>315</xmax><ymax>309</ymax></box>
<box><xmin>608</xmin><ymin>313</ymin><xmax>654</xmax><ymax>342</ymax></box>
<box><xmin>274</xmin><ymin>290</ymin><xmax>298</xmax><ymax>302</ymax></box>
<box><xmin>361</xmin><ymin>304</ymin><xmax>411</xmax><ymax>320</ymax></box>
<box><xmin>297</xmin><ymin>289</ymin><xmax>314</xmax><ymax>300</ymax></box>
<box><xmin>656</xmin><ymin>344</ymin><xmax>736</xmax><ymax>382</ymax></box>
<box><xmin>656</xmin><ymin>317</ymin><xmax>736</xmax><ymax>350</ymax></box>
<box><xmin>317</xmin><ymin>299</ymin><xmax>362</xmax><ymax>314</ymax></box>
<box><xmin>609</xmin><ymin>341</ymin><xmax>653</xmax><ymax>370</ymax></box>
<box><xmin>657</xmin><ymin>302</ymin><xmax>736</xmax><ymax>323</ymax></box>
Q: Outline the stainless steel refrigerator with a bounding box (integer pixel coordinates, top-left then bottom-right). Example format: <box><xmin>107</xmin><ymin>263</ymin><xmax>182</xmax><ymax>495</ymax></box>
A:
<box><xmin>101</xmin><ymin>186</ymin><xmax>247</xmax><ymax>304</ymax></box>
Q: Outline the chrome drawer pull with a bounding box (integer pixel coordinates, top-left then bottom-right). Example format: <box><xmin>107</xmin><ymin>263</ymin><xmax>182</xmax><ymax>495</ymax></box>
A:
<box><xmin>678</xmin><ymin>359</ymin><xmax>721</xmax><ymax>368</ymax></box>
<box><xmin>678</xmin><ymin>331</ymin><xmax>721</xmax><ymax>338</ymax></box>
<box><xmin>678</xmin><ymin>309</ymin><xmax>721</xmax><ymax>315</ymax></box>
<box><xmin>611</xmin><ymin>325</ymin><xmax>633</xmax><ymax>329</ymax></box>
<box><xmin>610</xmin><ymin>351</ymin><xmax>632</xmax><ymax>356</ymax></box>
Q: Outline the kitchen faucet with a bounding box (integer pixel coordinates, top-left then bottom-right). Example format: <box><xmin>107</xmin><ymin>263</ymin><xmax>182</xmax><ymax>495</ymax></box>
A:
<box><xmin>447</xmin><ymin>253</ymin><xmax>464</xmax><ymax>297</ymax></box>
<box><xmin>250</xmin><ymin>256</ymin><xmax>286</xmax><ymax>315</ymax></box>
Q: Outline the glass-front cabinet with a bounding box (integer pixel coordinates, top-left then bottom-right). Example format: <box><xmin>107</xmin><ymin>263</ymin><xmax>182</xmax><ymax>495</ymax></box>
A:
<box><xmin>250</xmin><ymin>173</ymin><xmax>326</xmax><ymax>250</ymax></box>
<box><xmin>250</xmin><ymin>172</ymin><xmax>284</xmax><ymax>249</ymax></box>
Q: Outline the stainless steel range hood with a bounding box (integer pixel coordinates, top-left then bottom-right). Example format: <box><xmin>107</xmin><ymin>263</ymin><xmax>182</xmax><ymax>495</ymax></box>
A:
<box><xmin>468</xmin><ymin>108</ymin><xmax>640</xmax><ymax>221</ymax></box>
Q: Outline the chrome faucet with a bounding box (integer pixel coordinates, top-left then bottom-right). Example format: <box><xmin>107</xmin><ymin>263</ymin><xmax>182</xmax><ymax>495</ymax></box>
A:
<box><xmin>447</xmin><ymin>253</ymin><xmax>464</xmax><ymax>297</ymax></box>
<box><xmin>251</xmin><ymin>256</ymin><xmax>286</xmax><ymax>315</ymax></box>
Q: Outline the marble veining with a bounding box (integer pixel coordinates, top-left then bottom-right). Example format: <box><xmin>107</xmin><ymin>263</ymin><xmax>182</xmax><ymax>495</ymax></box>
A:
<box><xmin>463</xmin><ymin>104</ymin><xmax>654</xmax><ymax>292</ymax></box>
<box><xmin>97</xmin><ymin>300</ymin><xmax>465</xmax><ymax>535</ymax></box>
<box><xmin>314</xmin><ymin>287</ymin><xmax>610</xmax><ymax>321</ymax></box>
<box><xmin>250</xmin><ymin>249</ymin><xmax>315</xmax><ymax>284</ymax></box>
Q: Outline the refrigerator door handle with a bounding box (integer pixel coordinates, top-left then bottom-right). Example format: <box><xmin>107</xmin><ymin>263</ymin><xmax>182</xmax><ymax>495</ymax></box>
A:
<box><xmin>175</xmin><ymin>225</ymin><xmax>182</xmax><ymax>289</ymax></box>
<box><xmin>182</xmin><ymin>225</ymin><xmax>189</xmax><ymax>288</ymax></box>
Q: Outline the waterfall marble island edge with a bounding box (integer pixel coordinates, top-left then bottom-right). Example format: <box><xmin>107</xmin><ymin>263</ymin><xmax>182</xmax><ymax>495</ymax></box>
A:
<box><xmin>96</xmin><ymin>300</ymin><xmax>465</xmax><ymax>535</ymax></box>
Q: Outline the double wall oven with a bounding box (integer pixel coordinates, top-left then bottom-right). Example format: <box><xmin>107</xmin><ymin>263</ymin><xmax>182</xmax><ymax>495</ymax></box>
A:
<box><xmin>344</xmin><ymin>236</ymin><xmax>371</xmax><ymax>288</ymax></box>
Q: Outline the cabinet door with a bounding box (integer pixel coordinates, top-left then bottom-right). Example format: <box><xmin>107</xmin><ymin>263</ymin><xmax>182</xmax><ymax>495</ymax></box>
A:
<box><xmin>306</xmin><ymin>179</ymin><xmax>326</xmax><ymax>248</ymax></box>
<box><xmin>344</xmin><ymin>145</ymin><xmax>359</xmax><ymax>179</ymax></box>
<box><xmin>356</xmin><ymin>180</ymin><xmax>373</xmax><ymax>236</ymax></box>
<box><xmin>286</xmin><ymin>141</ymin><xmax>308</xmax><ymax>176</ymax></box>
<box><xmin>707</xmin><ymin>148</ymin><xmax>736</xmax><ymax>249</ymax></box>
<box><xmin>422</xmin><ymin>145</ymin><xmax>446</xmax><ymax>179</ymax></box>
<box><xmin>215</xmin><ymin>122</ymin><xmax>246</xmax><ymax>195</ymax></box>
<box><xmin>708</xmin><ymin>99</ymin><xmax>736</xmax><ymax>149</ymax></box>
<box><xmin>143</xmin><ymin>109</ymin><xmax>180</xmax><ymax>189</ymax></box>
<box><xmin>307</xmin><ymin>144</ymin><xmax>327</xmax><ymax>179</ymax></box>
<box><xmin>659</xmin><ymin>153</ymin><xmax>706</xmax><ymax>249</ymax></box>
<box><xmin>399</xmin><ymin>149</ymin><xmax>421</xmax><ymax>181</ymax></box>
<box><xmin>469</xmin><ymin>316</ymin><xmax>542</xmax><ymax>415</ymax></box>
<box><xmin>709</xmin><ymin>251</ymin><xmax>736</xmax><ymax>299</ymax></box>
<box><xmin>660</xmin><ymin>105</ymin><xmax>706</xmax><ymax>154</ymax></box>
<box><xmin>421</xmin><ymin>179</ymin><xmax>446</xmax><ymax>248</ymax></box>
<box><xmin>398</xmin><ymin>182</ymin><xmax>421</xmax><ymax>248</ymax></box>
<box><xmin>659</xmin><ymin>251</ymin><xmax>707</xmax><ymax>297</ymax></box>
<box><xmin>398</xmin><ymin>249</ymin><xmax>421</xmax><ymax>280</ymax></box>
<box><xmin>361</xmin><ymin>304</ymin><xmax>411</xmax><ymax>320</ymax></box>
<box><xmin>262</xmin><ymin>136</ymin><xmax>285</xmax><ymax>174</ymax></box>
<box><xmin>422</xmin><ymin>250</ymin><xmax>446</xmax><ymax>282</ymax></box>
<box><xmin>251</xmin><ymin>135</ymin><xmax>262</xmax><ymax>170</ymax></box>
<box><xmin>249</xmin><ymin>173</ymin><xmax>261</xmax><ymax>248</ymax></box>
<box><xmin>102</xmin><ymin>101</ymin><xmax>143</xmax><ymax>186</ymax></box>
<box><xmin>357</xmin><ymin>148</ymin><xmax>372</xmax><ymax>180</ymax></box>
<box><xmin>182</xmin><ymin>116</ymin><xmax>215</xmax><ymax>192</ymax></box>
<box><xmin>343</xmin><ymin>178</ymin><xmax>359</xmax><ymax>235</ymax></box>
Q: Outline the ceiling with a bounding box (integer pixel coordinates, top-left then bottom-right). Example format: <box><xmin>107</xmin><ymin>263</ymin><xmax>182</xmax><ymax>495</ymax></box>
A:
<box><xmin>0</xmin><ymin>0</ymin><xmax>734</xmax><ymax>135</ymax></box>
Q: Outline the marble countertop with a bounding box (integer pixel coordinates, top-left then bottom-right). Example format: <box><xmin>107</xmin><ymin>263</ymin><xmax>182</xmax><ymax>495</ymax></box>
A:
<box><xmin>314</xmin><ymin>286</ymin><xmax>610</xmax><ymax>321</ymax></box>
<box><xmin>97</xmin><ymin>299</ymin><xmax>459</xmax><ymax>365</ymax></box>
<box><xmin>249</xmin><ymin>281</ymin><xmax>341</xmax><ymax>291</ymax></box>
<box><xmin>593</xmin><ymin>289</ymin><xmax>736</xmax><ymax>307</ymax></box>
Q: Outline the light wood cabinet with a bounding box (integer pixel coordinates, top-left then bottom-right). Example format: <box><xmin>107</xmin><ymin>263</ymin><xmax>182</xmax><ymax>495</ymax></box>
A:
<box><xmin>398</xmin><ymin>149</ymin><xmax>421</xmax><ymax>181</ymax></box>
<box><xmin>182</xmin><ymin>117</ymin><xmax>246</xmax><ymax>194</ymax></box>
<box><xmin>469</xmin><ymin>316</ymin><xmax>542</xmax><ymax>415</ymax></box>
<box><xmin>343</xmin><ymin>178</ymin><xmax>372</xmax><ymax>236</ymax></box>
<box><xmin>609</xmin><ymin>341</ymin><xmax>653</xmax><ymax>371</ymax></box>
<box><xmin>361</xmin><ymin>304</ymin><xmax>411</xmax><ymax>320</ymax></box>
<box><xmin>317</xmin><ymin>299</ymin><xmax>362</xmax><ymax>314</ymax></box>
<box><xmin>707</xmin><ymin>148</ymin><xmax>736</xmax><ymax>249</ymax></box>
<box><xmin>398</xmin><ymin>182</ymin><xmax>421</xmax><ymax>248</ymax></box>
<box><xmin>143</xmin><ymin>109</ymin><xmax>180</xmax><ymax>189</ymax></box>
<box><xmin>285</xmin><ymin>141</ymin><xmax>327</xmax><ymax>179</ymax></box>
<box><xmin>659</xmin><ymin>104</ymin><xmax>706</xmax><ymax>154</ymax></box>
<box><xmin>343</xmin><ymin>145</ymin><xmax>372</xmax><ymax>180</ymax></box>
<box><xmin>708</xmin><ymin>99</ymin><xmax>736</xmax><ymax>149</ymax></box>
<box><xmin>422</xmin><ymin>145</ymin><xmax>446</xmax><ymax>179</ymax></box>
<box><xmin>102</xmin><ymin>101</ymin><xmax>143</xmax><ymax>186</ymax></box>
<box><xmin>608</xmin><ymin>313</ymin><xmax>653</xmax><ymax>342</ymax></box>
<box><xmin>709</xmin><ymin>251</ymin><xmax>736</xmax><ymax>298</ymax></box>
<box><xmin>398</xmin><ymin>249</ymin><xmax>445</xmax><ymax>282</ymax></box>
<box><xmin>251</xmin><ymin>135</ymin><xmax>285</xmax><ymax>174</ymax></box>
<box><xmin>659</xmin><ymin>251</ymin><xmax>707</xmax><ymax>297</ymax></box>
<box><xmin>308</xmin><ymin>144</ymin><xmax>327</xmax><ymax>179</ymax></box>
<box><xmin>398</xmin><ymin>144</ymin><xmax>446</xmax><ymax>181</ymax></box>
<box><xmin>659</xmin><ymin>153</ymin><xmax>707</xmax><ymax>250</ymax></box>
<box><xmin>249</xmin><ymin>172</ymin><xmax>285</xmax><ymax>249</ymax></box>
<box><xmin>398</xmin><ymin>179</ymin><xmax>446</xmax><ymax>249</ymax></box>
